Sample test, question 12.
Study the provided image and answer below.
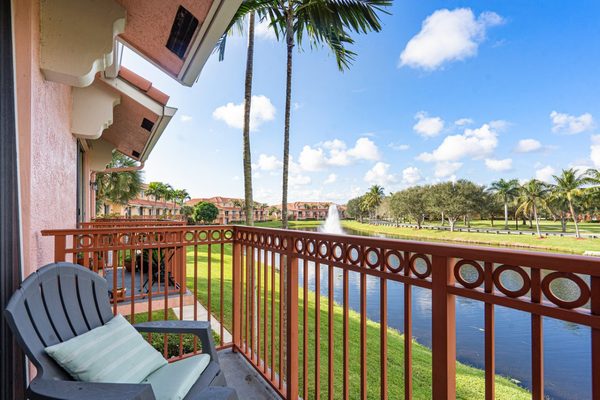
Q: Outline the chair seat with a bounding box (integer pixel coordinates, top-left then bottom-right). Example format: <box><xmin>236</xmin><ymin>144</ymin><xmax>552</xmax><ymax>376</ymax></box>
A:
<box><xmin>143</xmin><ymin>354</ymin><xmax>211</xmax><ymax>400</ymax></box>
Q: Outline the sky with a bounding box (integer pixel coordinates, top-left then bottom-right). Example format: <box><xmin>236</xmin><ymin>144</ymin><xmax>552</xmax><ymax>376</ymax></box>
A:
<box><xmin>121</xmin><ymin>0</ymin><xmax>600</xmax><ymax>205</ymax></box>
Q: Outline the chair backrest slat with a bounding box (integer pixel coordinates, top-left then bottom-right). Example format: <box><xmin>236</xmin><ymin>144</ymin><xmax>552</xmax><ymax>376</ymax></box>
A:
<box><xmin>4</xmin><ymin>263</ymin><xmax>114</xmax><ymax>380</ymax></box>
<box><xmin>39</xmin><ymin>271</ymin><xmax>77</xmax><ymax>342</ymax></box>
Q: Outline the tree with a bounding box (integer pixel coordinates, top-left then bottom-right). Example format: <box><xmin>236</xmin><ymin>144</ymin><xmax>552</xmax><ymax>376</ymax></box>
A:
<box><xmin>172</xmin><ymin>189</ymin><xmax>190</xmax><ymax>213</ymax></box>
<box><xmin>431</xmin><ymin>180</ymin><xmax>479</xmax><ymax>232</ymax></box>
<box><xmin>361</xmin><ymin>185</ymin><xmax>385</xmax><ymax>218</ymax></box>
<box><xmin>392</xmin><ymin>186</ymin><xmax>429</xmax><ymax>228</ymax></box>
<box><xmin>517</xmin><ymin>179</ymin><xmax>551</xmax><ymax>238</ymax></box>
<box><xmin>146</xmin><ymin>182</ymin><xmax>168</xmax><ymax>215</ymax></box>
<box><xmin>96</xmin><ymin>152</ymin><xmax>143</xmax><ymax>213</ymax></box>
<box><xmin>488</xmin><ymin>178</ymin><xmax>520</xmax><ymax>229</ymax></box>
<box><xmin>552</xmin><ymin>168</ymin><xmax>586</xmax><ymax>238</ymax></box>
<box><xmin>193</xmin><ymin>202</ymin><xmax>219</xmax><ymax>224</ymax></box>
<box><xmin>179</xmin><ymin>205</ymin><xmax>194</xmax><ymax>224</ymax></box>
<box><xmin>237</xmin><ymin>0</ymin><xmax>390</xmax><ymax>228</ymax></box>
<box><xmin>217</xmin><ymin>8</ymin><xmax>257</xmax><ymax>225</ymax></box>
<box><xmin>346</xmin><ymin>196</ymin><xmax>367</xmax><ymax>222</ymax></box>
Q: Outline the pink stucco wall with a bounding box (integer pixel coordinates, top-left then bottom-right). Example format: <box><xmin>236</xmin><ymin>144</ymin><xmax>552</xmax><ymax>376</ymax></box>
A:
<box><xmin>15</xmin><ymin>0</ymin><xmax>77</xmax><ymax>278</ymax></box>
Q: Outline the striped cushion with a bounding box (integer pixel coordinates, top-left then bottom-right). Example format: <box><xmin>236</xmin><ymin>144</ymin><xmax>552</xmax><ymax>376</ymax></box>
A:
<box><xmin>45</xmin><ymin>314</ymin><xmax>167</xmax><ymax>383</ymax></box>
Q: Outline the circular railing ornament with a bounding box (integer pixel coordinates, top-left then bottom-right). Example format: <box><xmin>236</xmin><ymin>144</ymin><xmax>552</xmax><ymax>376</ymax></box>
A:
<box><xmin>332</xmin><ymin>243</ymin><xmax>344</xmax><ymax>261</ymax></box>
<box><xmin>365</xmin><ymin>247</ymin><xmax>381</xmax><ymax>269</ymax></box>
<box><xmin>384</xmin><ymin>250</ymin><xmax>404</xmax><ymax>273</ymax></box>
<box><xmin>492</xmin><ymin>265</ymin><xmax>531</xmax><ymax>298</ymax></box>
<box><xmin>409</xmin><ymin>254</ymin><xmax>432</xmax><ymax>279</ymax></box>
<box><xmin>541</xmin><ymin>272</ymin><xmax>590</xmax><ymax>309</ymax></box>
<box><xmin>454</xmin><ymin>260</ymin><xmax>485</xmax><ymax>289</ymax></box>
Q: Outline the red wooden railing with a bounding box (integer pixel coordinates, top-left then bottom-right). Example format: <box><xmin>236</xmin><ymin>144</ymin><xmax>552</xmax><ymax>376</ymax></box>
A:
<box><xmin>41</xmin><ymin>224</ymin><xmax>600</xmax><ymax>399</ymax></box>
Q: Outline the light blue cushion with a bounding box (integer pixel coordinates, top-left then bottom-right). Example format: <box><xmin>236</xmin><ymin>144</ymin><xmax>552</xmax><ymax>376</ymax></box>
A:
<box><xmin>142</xmin><ymin>354</ymin><xmax>211</xmax><ymax>400</ymax></box>
<box><xmin>45</xmin><ymin>314</ymin><xmax>167</xmax><ymax>383</ymax></box>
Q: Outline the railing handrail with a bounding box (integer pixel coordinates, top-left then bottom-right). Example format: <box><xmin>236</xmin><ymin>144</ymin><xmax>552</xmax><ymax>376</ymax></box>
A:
<box><xmin>43</xmin><ymin>224</ymin><xmax>600</xmax><ymax>274</ymax></box>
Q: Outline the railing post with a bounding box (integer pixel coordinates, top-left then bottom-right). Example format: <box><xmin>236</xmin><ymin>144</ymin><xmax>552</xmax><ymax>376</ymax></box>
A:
<box><xmin>286</xmin><ymin>252</ymin><xmax>299</xmax><ymax>399</ymax></box>
<box><xmin>54</xmin><ymin>234</ymin><xmax>66</xmax><ymax>262</ymax></box>
<box><xmin>592</xmin><ymin>276</ymin><xmax>600</xmax><ymax>399</ymax></box>
<box><xmin>431</xmin><ymin>255</ymin><xmax>456</xmax><ymax>400</ymax></box>
<box><xmin>232</xmin><ymin>240</ymin><xmax>242</xmax><ymax>350</ymax></box>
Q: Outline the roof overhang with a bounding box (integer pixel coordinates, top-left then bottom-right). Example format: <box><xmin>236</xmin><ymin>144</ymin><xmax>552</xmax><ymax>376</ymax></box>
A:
<box><xmin>116</xmin><ymin>0</ymin><xmax>242</xmax><ymax>87</ymax></box>
<box><xmin>96</xmin><ymin>70</ymin><xmax>176</xmax><ymax>162</ymax></box>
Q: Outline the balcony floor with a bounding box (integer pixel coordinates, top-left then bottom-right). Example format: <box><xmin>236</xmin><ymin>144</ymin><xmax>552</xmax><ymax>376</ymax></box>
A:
<box><xmin>218</xmin><ymin>349</ymin><xmax>278</xmax><ymax>399</ymax></box>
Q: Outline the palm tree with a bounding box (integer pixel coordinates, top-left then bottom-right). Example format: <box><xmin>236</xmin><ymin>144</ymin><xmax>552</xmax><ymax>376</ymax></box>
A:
<box><xmin>516</xmin><ymin>179</ymin><xmax>550</xmax><ymax>238</ymax></box>
<box><xmin>551</xmin><ymin>168</ymin><xmax>586</xmax><ymax>238</ymax></box>
<box><xmin>362</xmin><ymin>185</ymin><xmax>385</xmax><ymax>219</ymax></box>
<box><xmin>146</xmin><ymin>182</ymin><xmax>168</xmax><ymax>216</ymax></box>
<box><xmin>236</xmin><ymin>0</ymin><xmax>390</xmax><ymax>228</ymax></box>
<box><xmin>217</xmin><ymin>8</ymin><xmax>256</xmax><ymax>225</ymax></box>
<box><xmin>488</xmin><ymin>178</ymin><xmax>520</xmax><ymax>230</ymax></box>
<box><xmin>96</xmin><ymin>152</ymin><xmax>143</xmax><ymax>213</ymax></box>
<box><xmin>172</xmin><ymin>189</ymin><xmax>190</xmax><ymax>214</ymax></box>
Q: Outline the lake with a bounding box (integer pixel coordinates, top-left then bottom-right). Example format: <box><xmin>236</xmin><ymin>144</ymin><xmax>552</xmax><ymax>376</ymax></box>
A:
<box><xmin>294</xmin><ymin>226</ymin><xmax>591</xmax><ymax>400</ymax></box>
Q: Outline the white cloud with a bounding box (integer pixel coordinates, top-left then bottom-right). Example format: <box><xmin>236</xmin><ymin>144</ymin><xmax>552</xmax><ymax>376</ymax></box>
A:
<box><xmin>255</xmin><ymin>19</ymin><xmax>276</xmax><ymax>40</ymax></box>
<box><xmin>399</xmin><ymin>8</ymin><xmax>504</xmax><ymax>70</ymax></box>
<box><xmin>485</xmin><ymin>158</ymin><xmax>512</xmax><ymax>171</ymax></box>
<box><xmin>535</xmin><ymin>165</ymin><xmax>555</xmax><ymax>183</ymax></box>
<box><xmin>402</xmin><ymin>167</ymin><xmax>421</xmax><ymax>185</ymax></box>
<box><xmin>213</xmin><ymin>95</ymin><xmax>275</xmax><ymax>130</ymax></box>
<box><xmin>253</xmin><ymin>154</ymin><xmax>282</xmax><ymax>171</ymax></box>
<box><xmin>591</xmin><ymin>135</ymin><xmax>600</xmax><ymax>168</ymax></box>
<box><xmin>489</xmin><ymin>120</ymin><xmax>510</xmax><ymax>131</ymax></box>
<box><xmin>413</xmin><ymin>111</ymin><xmax>444</xmax><ymax>137</ymax></box>
<box><xmin>180</xmin><ymin>114</ymin><xmax>193</xmax><ymax>122</ymax></box>
<box><xmin>454</xmin><ymin>118</ymin><xmax>473</xmax><ymax>126</ymax></box>
<box><xmin>299</xmin><ymin>137</ymin><xmax>380</xmax><ymax>171</ymax></box>
<box><xmin>417</xmin><ymin>123</ymin><xmax>498</xmax><ymax>162</ymax></box>
<box><xmin>389</xmin><ymin>143</ymin><xmax>410</xmax><ymax>151</ymax></box>
<box><xmin>298</xmin><ymin>145</ymin><xmax>327</xmax><ymax>171</ymax></box>
<box><xmin>347</xmin><ymin>137</ymin><xmax>381</xmax><ymax>161</ymax></box>
<box><xmin>550</xmin><ymin>111</ymin><xmax>594</xmax><ymax>134</ymax></box>
<box><xmin>514</xmin><ymin>138</ymin><xmax>542</xmax><ymax>153</ymax></box>
<box><xmin>290</xmin><ymin>174</ymin><xmax>311</xmax><ymax>186</ymax></box>
<box><xmin>364</xmin><ymin>162</ymin><xmax>397</xmax><ymax>186</ymax></box>
<box><xmin>434</xmin><ymin>161</ymin><xmax>462</xmax><ymax>178</ymax></box>
<box><xmin>324</xmin><ymin>173</ymin><xmax>337</xmax><ymax>184</ymax></box>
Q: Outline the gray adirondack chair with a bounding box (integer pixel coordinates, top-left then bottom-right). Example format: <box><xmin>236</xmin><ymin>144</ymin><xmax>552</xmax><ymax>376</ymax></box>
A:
<box><xmin>4</xmin><ymin>262</ymin><xmax>238</xmax><ymax>400</ymax></box>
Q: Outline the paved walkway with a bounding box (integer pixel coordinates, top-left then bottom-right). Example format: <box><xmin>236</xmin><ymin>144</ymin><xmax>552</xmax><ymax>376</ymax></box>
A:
<box><xmin>172</xmin><ymin>301</ymin><xmax>232</xmax><ymax>343</ymax></box>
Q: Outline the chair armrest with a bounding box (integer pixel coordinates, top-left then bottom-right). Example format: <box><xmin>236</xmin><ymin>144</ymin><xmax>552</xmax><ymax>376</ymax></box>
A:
<box><xmin>28</xmin><ymin>378</ymin><xmax>155</xmax><ymax>400</ymax></box>
<box><xmin>133</xmin><ymin>320</ymin><xmax>218</xmax><ymax>361</ymax></box>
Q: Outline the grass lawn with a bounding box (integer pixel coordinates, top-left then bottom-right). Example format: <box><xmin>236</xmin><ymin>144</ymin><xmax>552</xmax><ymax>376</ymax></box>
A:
<box><xmin>186</xmin><ymin>244</ymin><xmax>529</xmax><ymax>399</ymax></box>
<box><xmin>341</xmin><ymin>220</ymin><xmax>600</xmax><ymax>254</ymax></box>
<box><xmin>251</xmin><ymin>220</ymin><xmax>324</xmax><ymax>229</ymax></box>
<box><xmin>426</xmin><ymin>218</ymin><xmax>600</xmax><ymax>234</ymax></box>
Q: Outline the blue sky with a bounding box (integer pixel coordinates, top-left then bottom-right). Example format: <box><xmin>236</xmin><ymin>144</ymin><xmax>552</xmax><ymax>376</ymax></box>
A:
<box><xmin>122</xmin><ymin>1</ymin><xmax>600</xmax><ymax>205</ymax></box>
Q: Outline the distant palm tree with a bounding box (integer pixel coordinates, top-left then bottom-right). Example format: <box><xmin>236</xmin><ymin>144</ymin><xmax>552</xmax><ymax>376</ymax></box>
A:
<box><xmin>551</xmin><ymin>168</ymin><xmax>586</xmax><ymax>238</ymax></box>
<box><xmin>96</xmin><ymin>152</ymin><xmax>143</xmax><ymax>213</ymax></box>
<box><xmin>172</xmin><ymin>189</ymin><xmax>190</xmax><ymax>214</ymax></box>
<box><xmin>517</xmin><ymin>179</ymin><xmax>550</xmax><ymax>238</ymax></box>
<box><xmin>235</xmin><ymin>0</ymin><xmax>390</xmax><ymax>228</ymax></box>
<box><xmin>362</xmin><ymin>185</ymin><xmax>385</xmax><ymax>218</ymax></box>
<box><xmin>217</xmin><ymin>7</ymin><xmax>256</xmax><ymax>225</ymax></box>
<box><xmin>488</xmin><ymin>178</ymin><xmax>520</xmax><ymax>230</ymax></box>
<box><xmin>146</xmin><ymin>182</ymin><xmax>169</xmax><ymax>216</ymax></box>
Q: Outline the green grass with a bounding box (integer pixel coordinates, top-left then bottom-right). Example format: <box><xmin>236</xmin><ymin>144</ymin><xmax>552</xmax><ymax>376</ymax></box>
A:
<box><xmin>341</xmin><ymin>220</ymin><xmax>600</xmax><ymax>254</ymax></box>
<box><xmin>426</xmin><ymin>218</ymin><xmax>600</xmax><ymax>234</ymax></box>
<box><xmin>250</xmin><ymin>220</ymin><xmax>324</xmax><ymax>229</ymax></box>
<box><xmin>186</xmin><ymin>244</ymin><xmax>529</xmax><ymax>399</ymax></box>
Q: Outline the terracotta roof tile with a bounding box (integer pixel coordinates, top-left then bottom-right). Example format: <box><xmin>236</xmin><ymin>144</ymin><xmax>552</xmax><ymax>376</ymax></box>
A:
<box><xmin>118</xmin><ymin>66</ymin><xmax>170</xmax><ymax>106</ymax></box>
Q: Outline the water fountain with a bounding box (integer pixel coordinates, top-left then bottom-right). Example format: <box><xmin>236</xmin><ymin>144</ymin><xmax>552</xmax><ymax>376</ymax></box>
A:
<box><xmin>320</xmin><ymin>204</ymin><xmax>344</xmax><ymax>234</ymax></box>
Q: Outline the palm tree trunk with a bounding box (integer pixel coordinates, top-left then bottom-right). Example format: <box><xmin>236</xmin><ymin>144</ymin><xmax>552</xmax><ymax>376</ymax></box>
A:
<box><xmin>281</xmin><ymin>8</ymin><xmax>294</xmax><ymax>230</ymax></box>
<box><xmin>533</xmin><ymin>205</ymin><xmax>542</xmax><ymax>238</ymax></box>
<box><xmin>243</xmin><ymin>14</ymin><xmax>256</xmax><ymax>226</ymax></box>
<box><xmin>568</xmin><ymin>199</ymin><xmax>581</xmax><ymax>238</ymax></box>
<box><xmin>504</xmin><ymin>202</ymin><xmax>509</xmax><ymax>230</ymax></box>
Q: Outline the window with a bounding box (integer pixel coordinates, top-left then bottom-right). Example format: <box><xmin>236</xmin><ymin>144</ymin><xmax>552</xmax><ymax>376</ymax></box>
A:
<box><xmin>166</xmin><ymin>6</ymin><xmax>199</xmax><ymax>59</ymax></box>
<box><xmin>141</xmin><ymin>118</ymin><xmax>154</xmax><ymax>132</ymax></box>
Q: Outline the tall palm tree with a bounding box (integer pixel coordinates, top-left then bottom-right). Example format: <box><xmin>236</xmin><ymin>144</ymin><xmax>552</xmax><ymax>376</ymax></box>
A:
<box><xmin>172</xmin><ymin>189</ymin><xmax>190</xmax><ymax>214</ymax></box>
<box><xmin>237</xmin><ymin>0</ymin><xmax>390</xmax><ymax>228</ymax></box>
<box><xmin>552</xmin><ymin>168</ymin><xmax>586</xmax><ymax>238</ymax></box>
<box><xmin>146</xmin><ymin>182</ymin><xmax>168</xmax><ymax>216</ymax></box>
<box><xmin>516</xmin><ymin>179</ymin><xmax>550</xmax><ymax>238</ymax></box>
<box><xmin>96</xmin><ymin>152</ymin><xmax>143</xmax><ymax>213</ymax></box>
<box><xmin>217</xmin><ymin>7</ymin><xmax>257</xmax><ymax>225</ymax></box>
<box><xmin>488</xmin><ymin>178</ymin><xmax>520</xmax><ymax>230</ymax></box>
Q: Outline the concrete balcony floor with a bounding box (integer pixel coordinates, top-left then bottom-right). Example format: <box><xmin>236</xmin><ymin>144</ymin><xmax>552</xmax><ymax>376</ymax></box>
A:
<box><xmin>218</xmin><ymin>348</ymin><xmax>278</xmax><ymax>399</ymax></box>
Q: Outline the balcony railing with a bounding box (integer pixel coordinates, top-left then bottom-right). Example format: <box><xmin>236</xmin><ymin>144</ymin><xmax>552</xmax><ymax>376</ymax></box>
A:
<box><xmin>41</xmin><ymin>224</ymin><xmax>600</xmax><ymax>400</ymax></box>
